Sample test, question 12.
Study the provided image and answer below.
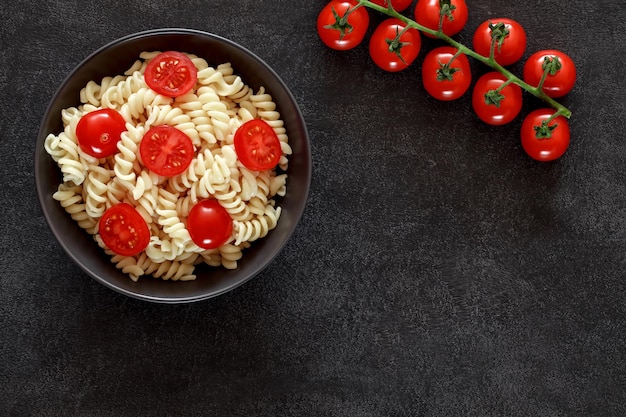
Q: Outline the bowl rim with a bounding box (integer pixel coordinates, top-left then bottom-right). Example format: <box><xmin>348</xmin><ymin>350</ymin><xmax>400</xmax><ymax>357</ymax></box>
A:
<box><xmin>35</xmin><ymin>27</ymin><xmax>312</xmax><ymax>303</ymax></box>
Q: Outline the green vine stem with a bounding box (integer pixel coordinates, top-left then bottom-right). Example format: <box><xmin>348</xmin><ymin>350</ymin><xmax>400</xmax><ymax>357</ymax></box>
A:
<box><xmin>357</xmin><ymin>0</ymin><xmax>572</xmax><ymax>120</ymax></box>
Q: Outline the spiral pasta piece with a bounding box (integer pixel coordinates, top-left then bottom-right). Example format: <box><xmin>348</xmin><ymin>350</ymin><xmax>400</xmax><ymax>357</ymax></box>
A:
<box><xmin>110</xmin><ymin>252</ymin><xmax>197</xmax><ymax>282</ymax></box>
<box><xmin>133</xmin><ymin>177</ymin><xmax>159</xmax><ymax>224</ymax></box>
<box><xmin>155</xmin><ymin>189</ymin><xmax>192</xmax><ymax>253</ymax></box>
<box><xmin>217</xmin><ymin>243</ymin><xmax>244</xmax><ymax>270</ymax></box>
<box><xmin>120</xmin><ymin>86</ymin><xmax>171</xmax><ymax>122</ymax></box>
<box><xmin>187</xmin><ymin>152</ymin><xmax>233</xmax><ymax>202</ymax></box>
<box><xmin>53</xmin><ymin>183</ymin><xmax>98</xmax><ymax>233</ymax></box>
<box><xmin>200</xmin><ymin>90</ymin><xmax>233</xmax><ymax>142</ymax></box>
<box><xmin>83</xmin><ymin>165</ymin><xmax>112</xmax><ymax>218</ymax></box>
<box><xmin>113</xmin><ymin>123</ymin><xmax>143</xmax><ymax>193</ymax></box>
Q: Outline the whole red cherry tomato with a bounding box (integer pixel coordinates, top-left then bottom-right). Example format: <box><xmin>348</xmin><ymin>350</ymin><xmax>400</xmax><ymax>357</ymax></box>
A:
<box><xmin>139</xmin><ymin>126</ymin><xmax>194</xmax><ymax>177</ymax></box>
<box><xmin>76</xmin><ymin>108</ymin><xmax>127</xmax><ymax>158</ymax></box>
<box><xmin>473</xmin><ymin>18</ymin><xmax>527</xmax><ymax>66</ymax></box>
<box><xmin>99</xmin><ymin>203</ymin><xmax>150</xmax><ymax>256</ymax></box>
<box><xmin>520</xmin><ymin>109</ymin><xmax>570</xmax><ymax>161</ymax></box>
<box><xmin>523</xmin><ymin>50</ymin><xmax>576</xmax><ymax>98</ymax></box>
<box><xmin>234</xmin><ymin>119</ymin><xmax>282</xmax><ymax>171</ymax></box>
<box><xmin>414</xmin><ymin>0</ymin><xmax>468</xmax><ymax>38</ymax></box>
<box><xmin>370</xmin><ymin>0</ymin><xmax>412</xmax><ymax>12</ymax></box>
<box><xmin>144</xmin><ymin>51</ymin><xmax>198</xmax><ymax>98</ymax></box>
<box><xmin>317</xmin><ymin>0</ymin><xmax>370</xmax><ymax>50</ymax></box>
<box><xmin>187</xmin><ymin>199</ymin><xmax>233</xmax><ymax>250</ymax></box>
<box><xmin>472</xmin><ymin>71</ymin><xmax>523</xmax><ymax>125</ymax></box>
<box><xmin>369</xmin><ymin>18</ymin><xmax>421</xmax><ymax>72</ymax></box>
<box><xmin>422</xmin><ymin>46</ymin><xmax>471</xmax><ymax>101</ymax></box>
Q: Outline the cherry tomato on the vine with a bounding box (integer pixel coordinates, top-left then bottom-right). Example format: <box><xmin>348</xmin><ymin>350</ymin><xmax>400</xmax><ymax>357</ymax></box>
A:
<box><xmin>370</xmin><ymin>0</ymin><xmax>413</xmax><ymax>12</ymax></box>
<box><xmin>139</xmin><ymin>125</ymin><xmax>194</xmax><ymax>177</ymax></box>
<box><xmin>369</xmin><ymin>18</ymin><xmax>421</xmax><ymax>72</ymax></box>
<box><xmin>317</xmin><ymin>0</ymin><xmax>370</xmax><ymax>51</ymax></box>
<box><xmin>421</xmin><ymin>46</ymin><xmax>471</xmax><ymax>101</ymax></box>
<box><xmin>76</xmin><ymin>108</ymin><xmax>127</xmax><ymax>158</ymax></box>
<box><xmin>99</xmin><ymin>203</ymin><xmax>150</xmax><ymax>257</ymax></box>
<box><xmin>234</xmin><ymin>119</ymin><xmax>282</xmax><ymax>171</ymax></box>
<box><xmin>523</xmin><ymin>50</ymin><xmax>576</xmax><ymax>98</ymax></box>
<box><xmin>187</xmin><ymin>199</ymin><xmax>233</xmax><ymax>250</ymax></box>
<box><xmin>473</xmin><ymin>18</ymin><xmax>526</xmax><ymax>66</ymax></box>
<box><xmin>414</xmin><ymin>0</ymin><xmax>468</xmax><ymax>38</ymax></box>
<box><xmin>144</xmin><ymin>51</ymin><xmax>198</xmax><ymax>98</ymax></box>
<box><xmin>472</xmin><ymin>71</ymin><xmax>523</xmax><ymax>126</ymax></box>
<box><xmin>520</xmin><ymin>108</ymin><xmax>570</xmax><ymax>161</ymax></box>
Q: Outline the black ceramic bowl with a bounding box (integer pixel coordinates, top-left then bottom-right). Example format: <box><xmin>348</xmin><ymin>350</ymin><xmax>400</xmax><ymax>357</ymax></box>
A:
<box><xmin>35</xmin><ymin>28</ymin><xmax>311</xmax><ymax>303</ymax></box>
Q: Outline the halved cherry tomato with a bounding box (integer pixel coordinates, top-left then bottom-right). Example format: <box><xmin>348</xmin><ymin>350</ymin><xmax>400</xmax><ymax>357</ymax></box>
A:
<box><xmin>187</xmin><ymin>199</ymin><xmax>233</xmax><ymax>250</ymax></box>
<box><xmin>521</xmin><ymin>108</ymin><xmax>570</xmax><ymax>161</ymax></box>
<box><xmin>414</xmin><ymin>0</ymin><xmax>468</xmax><ymax>38</ymax></box>
<box><xmin>370</xmin><ymin>0</ymin><xmax>412</xmax><ymax>12</ymax></box>
<box><xmin>369</xmin><ymin>18</ymin><xmax>421</xmax><ymax>72</ymax></box>
<box><xmin>76</xmin><ymin>108</ymin><xmax>126</xmax><ymax>158</ymax></box>
<box><xmin>139</xmin><ymin>126</ymin><xmax>194</xmax><ymax>177</ymax></box>
<box><xmin>317</xmin><ymin>0</ymin><xmax>370</xmax><ymax>51</ymax></box>
<box><xmin>144</xmin><ymin>51</ymin><xmax>198</xmax><ymax>97</ymax></box>
<box><xmin>473</xmin><ymin>18</ymin><xmax>527</xmax><ymax>66</ymax></box>
<box><xmin>234</xmin><ymin>119</ymin><xmax>282</xmax><ymax>171</ymax></box>
<box><xmin>99</xmin><ymin>203</ymin><xmax>150</xmax><ymax>256</ymax></box>
<box><xmin>472</xmin><ymin>71</ymin><xmax>523</xmax><ymax>125</ymax></box>
<box><xmin>523</xmin><ymin>50</ymin><xmax>576</xmax><ymax>98</ymax></box>
<box><xmin>422</xmin><ymin>46</ymin><xmax>471</xmax><ymax>101</ymax></box>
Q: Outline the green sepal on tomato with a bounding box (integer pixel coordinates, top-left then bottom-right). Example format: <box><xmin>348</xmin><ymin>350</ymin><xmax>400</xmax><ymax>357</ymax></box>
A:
<box><xmin>317</xmin><ymin>0</ymin><xmax>370</xmax><ymax>50</ymax></box>
<box><xmin>523</xmin><ymin>50</ymin><xmax>576</xmax><ymax>98</ymax></box>
<box><xmin>422</xmin><ymin>46</ymin><xmax>471</xmax><ymax>101</ymax></box>
<box><xmin>369</xmin><ymin>18</ymin><xmax>421</xmax><ymax>72</ymax></box>
<box><xmin>76</xmin><ymin>108</ymin><xmax>127</xmax><ymax>158</ymax></box>
<box><xmin>414</xmin><ymin>0</ymin><xmax>468</xmax><ymax>38</ymax></box>
<box><xmin>521</xmin><ymin>109</ymin><xmax>570</xmax><ymax>161</ymax></box>
<box><xmin>473</xmin><ymin>18</ymin><xmax>526</xmax><ymax>66</ymax></box>
<box><xmin>472</xmin><ymin>72</ymin><xmax>523</xmax><ymax>126</ymax></box>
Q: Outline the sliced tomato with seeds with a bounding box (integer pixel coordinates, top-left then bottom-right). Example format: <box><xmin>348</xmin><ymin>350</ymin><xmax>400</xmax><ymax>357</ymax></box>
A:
<box><xmin>144</xmin><ymin>51</ymin><xmax>198</xmax><ymax>97</ymax></box>
<box><xmin>99</xmin><ymin>203</ymin><xmax>150</xmax><ymax>257</ymax></box>
<box><xmin>234</xmin><ymin>119</ymin><xmax>282</xmax><ymax>171</ymax></box>
<box><xmin>139</xmin><ymin>126</ymin><xmax>194</xmax><ymax>177</ymax></box>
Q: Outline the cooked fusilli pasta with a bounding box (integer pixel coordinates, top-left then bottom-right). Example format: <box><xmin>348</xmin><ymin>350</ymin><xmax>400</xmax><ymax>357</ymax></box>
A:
<box><xmin>45</xmin><ymin>51</ymin><xmax>291</xmax><ymax>282</ymax></box>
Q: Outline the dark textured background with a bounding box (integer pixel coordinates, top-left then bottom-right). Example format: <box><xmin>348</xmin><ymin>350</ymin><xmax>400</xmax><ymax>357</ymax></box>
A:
<box><xmin>2</xmin><ymin>1</ymin><xmax>625</xmax><ymax>416</ymax></box>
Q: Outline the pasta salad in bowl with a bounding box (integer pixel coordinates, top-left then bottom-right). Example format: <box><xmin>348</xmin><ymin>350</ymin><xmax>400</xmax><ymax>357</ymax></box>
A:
<box><xmin>35</xmin><ymin>28</ymin><xmax>311</xmax><ymax>303</ymax></box>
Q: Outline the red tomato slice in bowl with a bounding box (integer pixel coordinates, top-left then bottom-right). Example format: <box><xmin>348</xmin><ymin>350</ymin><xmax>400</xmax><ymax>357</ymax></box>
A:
<box><xmin>99</xmin><ymin>203</ymin><xmax>150</xmax><ymax>256</ymax></box>
<box><xmin>144</xmin><ymin>51</ymin><xmax>198</xmax><ymax>97</ymax></box>
<box><xmin>234</xmin><ymin>119</ymin><xmax>282</xmax><ymax>171</ymax></box>
<box><xmin>139</xmin><ymin>125</ymin><xmax>194</xmax><ymax>177</ymax></box>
